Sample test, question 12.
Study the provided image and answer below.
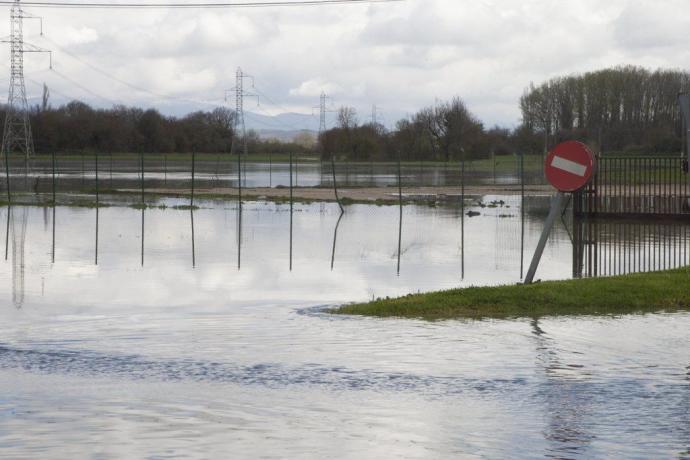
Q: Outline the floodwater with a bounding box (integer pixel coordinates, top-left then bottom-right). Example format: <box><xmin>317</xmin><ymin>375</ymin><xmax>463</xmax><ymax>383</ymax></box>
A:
<box><xmin>0</xmin><ymin>196</ymin><xmax>689</xmax><ymax>459</ymax></box>
<box><xmin>14</xmin><ymin>157</ymin><xmax>546</xmax><ymax>192</ymax></box>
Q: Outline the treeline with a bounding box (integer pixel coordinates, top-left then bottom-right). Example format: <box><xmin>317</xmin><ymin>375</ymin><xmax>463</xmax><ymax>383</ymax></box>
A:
<box><xmin>6</xmin><ymin>64</ymin><xmax>690</xmax><ymax>159</ymax></box>
<box><xmin>319</xmin><ymin>65</ymin><xmax>690</xmax><ymax>161</ymax></box>
<box><xmin>319</xmin><ymin>97</ymin><xmax>530</xmax><ymax>162</ymax></box>
<box><xmin>520</xmin><ymin>65</ymin><xmax>690</xmax><ymax>153</ymax></box>
<box><xmin>7</xmin><ymin>101</ymin><xmax>311</xmax><ymax>155</ymax></box>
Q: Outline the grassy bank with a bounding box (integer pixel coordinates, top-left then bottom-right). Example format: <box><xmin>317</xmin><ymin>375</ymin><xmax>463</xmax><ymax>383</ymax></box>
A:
<box><xmin>334</xmin><ymin>267</ymin><xmax>690</xmax><ymax>320</ymax></box>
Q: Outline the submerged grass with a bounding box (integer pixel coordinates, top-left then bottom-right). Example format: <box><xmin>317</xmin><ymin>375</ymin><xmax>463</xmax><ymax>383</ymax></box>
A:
<box><xmin>335</xmin><ymin>267</ymin><xmax>690</xmax><ymax>320</ymax></box>
<box><xmin>0</xmin><ymin>198</ymin><xmax>111</xmax><ymax>209</ymax></box>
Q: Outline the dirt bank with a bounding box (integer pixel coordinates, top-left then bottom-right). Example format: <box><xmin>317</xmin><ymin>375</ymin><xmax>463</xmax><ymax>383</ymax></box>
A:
<box><xmin>120</xmin><ymin>185</ymin><xmax>553</xmax><ymax>204</ymax></box>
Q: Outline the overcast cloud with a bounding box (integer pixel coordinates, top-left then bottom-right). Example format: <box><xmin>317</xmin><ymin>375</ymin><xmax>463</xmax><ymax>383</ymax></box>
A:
<box><xmin>2</xmin><ymin>0</ymin><xmax>690</xmax><ymax>129</ymax></box>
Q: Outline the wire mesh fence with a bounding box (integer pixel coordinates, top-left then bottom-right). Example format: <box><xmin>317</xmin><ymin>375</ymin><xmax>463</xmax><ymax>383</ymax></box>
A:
<box><xmin>1</xmin><ymin>152</ymin><xmax>549</xmax><ymax>196</ymax></box>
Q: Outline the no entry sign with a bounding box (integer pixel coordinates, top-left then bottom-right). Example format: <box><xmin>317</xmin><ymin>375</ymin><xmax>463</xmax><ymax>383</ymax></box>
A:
<box><xmin>544</xmin><ymin>141</ymin><xmax>596</xmax><ymax>192</ymax></box>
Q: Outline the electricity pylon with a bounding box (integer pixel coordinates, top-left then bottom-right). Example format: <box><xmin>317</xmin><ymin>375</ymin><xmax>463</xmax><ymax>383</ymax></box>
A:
<box><xmin>313</xmin><ymin>92</ymin><xmax>343</xmax><ymax>211</ymax></box>
<box><xmin>319</xmin><ymin>92</ymin><xmax>327</xmax><ymax>134</ymax></box>
<box><xmin>316</xmin><ymin>91</ymin><xmax>336</xmax><ymax>135</ymax></box>
<box><xmin>371</xmin><ymin>104</ymin><xmax>383</xmax><ymax>126</ymax></box>
<box><xmin>1</xmin><ymin>0</ymin><xmax>51</xmax><ymax>161</ymax></box>
<box><xmin>225</xmin><ymin>67</ymin><xmax>257</xmax><ymax>187</ymax></box>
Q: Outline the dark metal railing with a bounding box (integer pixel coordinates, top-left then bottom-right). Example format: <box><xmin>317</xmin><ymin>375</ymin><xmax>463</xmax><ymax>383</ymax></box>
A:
<box><xmin>575</xmin><ymin>156</ymin><xmax>690</xmax><ymax>218</ymax></box>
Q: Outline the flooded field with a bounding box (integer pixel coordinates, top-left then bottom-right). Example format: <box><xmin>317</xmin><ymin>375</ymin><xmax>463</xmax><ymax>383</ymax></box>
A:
<box><xmin>1</xmin><ymin>196</ymin><xmax>689</xmax><ymax>458</ymax></box>
<box><xmin>8</xmin><ymin>156</ymin><xmax>546</xmax><ymax>192</ymax></box>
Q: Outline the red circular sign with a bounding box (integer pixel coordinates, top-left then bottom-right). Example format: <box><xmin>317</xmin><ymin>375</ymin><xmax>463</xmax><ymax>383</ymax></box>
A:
<box><xmin>544</xmin><ymin>141</ymin><xmax>596</xmax><ymax>192</ymax></box>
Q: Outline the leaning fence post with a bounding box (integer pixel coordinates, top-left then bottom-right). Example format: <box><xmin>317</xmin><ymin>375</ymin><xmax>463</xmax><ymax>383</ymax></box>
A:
<box><xmin>331</xmin><ymin>153</ymin><xmax>343</xmax><ymax>212</ymax></box>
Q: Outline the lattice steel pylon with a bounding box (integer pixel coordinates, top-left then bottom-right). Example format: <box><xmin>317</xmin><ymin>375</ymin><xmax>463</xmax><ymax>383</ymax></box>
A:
<box><xmin>1</xmin><ymin>0</ymin><xmax>51</xmax><ymax>161</ymax></box>
<box><xmin>225</xmin><ymin>67</ymin><xmax>257</xmax><ymax>185</ymax></box>
<box><xmin>314</xmin><ymin>91</ymin><xmax>336</xmax><ymax>134</ymax></box>
<box><xmin>319</xmin><ymin>91</ymin><xmax>327</xmax><ymax>134</ymax></box>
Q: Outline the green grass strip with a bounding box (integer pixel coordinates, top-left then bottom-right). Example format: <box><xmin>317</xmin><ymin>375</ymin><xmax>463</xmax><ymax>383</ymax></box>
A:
<box><xmin>334</xmin><ymin>267</ymin><xmax>690</xmax><ymax>320</ymax></box>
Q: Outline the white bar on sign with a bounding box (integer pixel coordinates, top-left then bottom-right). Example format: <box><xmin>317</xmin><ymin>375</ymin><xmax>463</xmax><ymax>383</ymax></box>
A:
<box><xmin>551</xmin><ymin>155</ymin><xmax>587</xmax><ymax>177</ymax></box>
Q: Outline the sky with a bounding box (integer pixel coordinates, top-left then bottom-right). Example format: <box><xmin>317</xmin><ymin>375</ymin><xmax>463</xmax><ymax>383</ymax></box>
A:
<box><xmin>2</xmin><ymin>0</ymin><xmax>690</xmax><ymax>131</ymax></box>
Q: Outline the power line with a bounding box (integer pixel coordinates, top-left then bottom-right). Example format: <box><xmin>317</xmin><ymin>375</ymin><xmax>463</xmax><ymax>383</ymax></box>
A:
<box><xmin>252</xmin><ymin>86</ymin><xmax>295</xmax><ymax>117</ymax></box>
<box><xmin>25</xmin><ymin>75</ymin><xmax>82</xmax><ymax>102</ymax></box>
<box><xmin>251</xmin><ymin>104</ymin><xmax>306</xmax><ymax>131</ymax></box>
<box><xmin>50</xmin><ymin>67</ymin><xmax>119</xmax><ymax>104</ymax></box>
<box><xmin>249</xmin><ymin>84</ymin><xmax>310</xmax><ymax>131</ymax></box>
<box><xmin>41</xmin><ymin>34</ymin><xmax>225</xmax><ymax>108</ymax></box>
<box><xmin>0</xmin><ymin>0</ymin><xmax>403</xmax><ymax>9</ymax></box>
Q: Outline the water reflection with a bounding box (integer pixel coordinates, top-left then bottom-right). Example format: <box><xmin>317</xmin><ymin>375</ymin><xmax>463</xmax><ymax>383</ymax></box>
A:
<box><xmin>140</xmin><ymin>208</ymin><xmax>145</xmax><ymax>267</ymax></box>
<box><xmin>1</xmin><ymin>197</ymin><xmax>689</xmax><ymax>301</ymax></box>
<box><xmin>520</xmin><ymin>189</ymin><xmax>525</xmax><ymax>280</ymax></box>
<box><xmin>290</xmin><ymin>156</ymin><xmax>294</xmax><ymax>272</ymax></box>
<box><xmin>237</xmin><ymin>201</ymin><xmax>242</xmax><ymax>271</ymax></box>
<box><xmin>0</xmin><ymin>199</ymin><xmax>689</xmax><ymax>458</ymax></box>
<box><xmin>330</xmin><ymin>210</ymin><xmax>344</xmax><ymax>271</ymax></box>
<box><xmin>190</xmin><ymin>209</ymin><xmax>196</xmax><ymax>268</ymax></box>
<box><xmin>51</xmin><ymin>206</ymin><xmax>55</xmax><ymax>264</ymax></box>
<box><xmin>10</xmin><ymin>206</ymin><xmax>27</xmax><ymax>309</ymax></box>
<box><xmin>531</xmin><ymin>319</ymin><xmax>594</xmax><ymax>458</ymax></box>
<box><xmin>4</xmin><ymin>206</ymin><xmax>9</xmax><ymax>261</ymax></box>
<box><xmin>95</xmin><ymin>207</ymin><xmax>99</xmax><ymax>266</ymax></box>
<box><xmin>573</xmin><ymin>218</ymin><xmax>690</xmax><ymax>278</ymax></box>
<box><xmin>397</xmin><ymin>200</ymin><xmax>402</xmax><ymax>276</ymax></box>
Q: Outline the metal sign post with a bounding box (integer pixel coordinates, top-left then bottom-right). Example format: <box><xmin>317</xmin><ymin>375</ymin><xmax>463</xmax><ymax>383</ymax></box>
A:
<box><xmin>524</xmin><ymin>192</ymin><xmax>565</xmax><ymax>284</ymax></box>
<box><xmin>524</xmin><ymin>141</ymin><xmax>596</xmax><ymax>284</ymax></box>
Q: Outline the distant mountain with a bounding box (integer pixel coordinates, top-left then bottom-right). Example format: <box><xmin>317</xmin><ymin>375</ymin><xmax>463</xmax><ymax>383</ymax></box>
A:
<box><xmin>43</xmin><ymin>96</ymin><xmax>335</xmax><ymax>141</ymax></box>
<box><xmin>255</xmin><ymin>128</ymin><xmax>317</xmax><ymax>142</ymax></box>
<box><xmin>243</xmin><ymin>111</ymin><xmax>322</xmax><ymax>132</ymax></box>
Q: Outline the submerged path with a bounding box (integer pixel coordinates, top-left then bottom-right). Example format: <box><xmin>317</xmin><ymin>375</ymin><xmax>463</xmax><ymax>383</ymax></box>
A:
<box><xmin>121</xmin><ymin>185</ymin><xmax>553</xmax><ymax>204</ymax></box>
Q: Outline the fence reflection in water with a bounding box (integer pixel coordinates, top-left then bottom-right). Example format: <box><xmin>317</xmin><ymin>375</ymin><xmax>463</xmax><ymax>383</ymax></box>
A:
<box><xmin>573</xmin><ymin>218</ymin><xmax>690</xmax><ymax>278</ymax></box>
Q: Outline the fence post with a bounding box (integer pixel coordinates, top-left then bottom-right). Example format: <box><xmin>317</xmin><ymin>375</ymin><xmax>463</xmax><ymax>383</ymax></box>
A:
<box><xmin>51</xmin><ymin>149</ymin><xmax>56</xmax><ymax>204</ymax></box>
<box><xmin>140</xmin><ymin>151</ymin><xmax>145</xmax><ymax>206</ymax></box>
<box><xmin>95</xmin><ymin>152</ymin><xmax>99</xmax><ymax>204</ymax></box>
<box><xmin>237</xmin><ymin>146</ymin><xmax>242</xmax><ymax>203</ymax></box>
<box><xmin>397</xmin><ymin>149</ymin><xmax>403</xmax><ymax>275</ymax></box>
<box><xmin>331</xmin><ymin>153</ymin><xmax>343</xmax><ymax>212</ymax></box>
<box><xmin>191</xmin><ymin>151</ymin><xmax>195</xmax><ymax>208</ymax></box>
<box><xmin>289</xmin><ymin>150</ymin><xmax>293</xmax><ymax>271</ymax></box>
<box><xmin>4</xmin><ymin>151</ymin><xmax>10</xmax><ymax>203</ymax></box>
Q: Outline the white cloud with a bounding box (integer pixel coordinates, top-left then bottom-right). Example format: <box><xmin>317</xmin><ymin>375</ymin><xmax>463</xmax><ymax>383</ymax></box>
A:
<box><xmin>2</xmin><ymin>0</ymin><xmax>690</xmax><ymax>128</ymax></box>
<box><xmin>289</xmin><ymin>78</ymin><xmax>343</xmax><ymax>97</ymax></box>
<box><xmin>58</xmin><ymin>26</ymin><xmax>99</xmax><ymax>46</ymax></box>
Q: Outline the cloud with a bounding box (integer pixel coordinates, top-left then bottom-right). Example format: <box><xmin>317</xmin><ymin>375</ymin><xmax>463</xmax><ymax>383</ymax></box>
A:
<box><xmin>613</xmin><ymin>0</ymin><xmax>690</xmax><ymax>50</ymax></box>
<box><xmin>58</xmin><ymin>26</ymin><xmax>99</xmax><ymax>46</ymax></box>
<box><xmin>289</xmin><ymin>78</ymin><xmax>344</xmax><ymax>98</ymax></box>
<box><xmin>3</xmin><ymin>0</ymin><xmax>690</xmax><ymax>128</ymax></box>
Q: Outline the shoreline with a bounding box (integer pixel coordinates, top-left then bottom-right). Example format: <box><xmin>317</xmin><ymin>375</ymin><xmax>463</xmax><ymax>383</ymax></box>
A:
<box><xmin>119</xmin><ymin>185</ymin><xmax>553</xmax><ymax>204</ymax></box>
